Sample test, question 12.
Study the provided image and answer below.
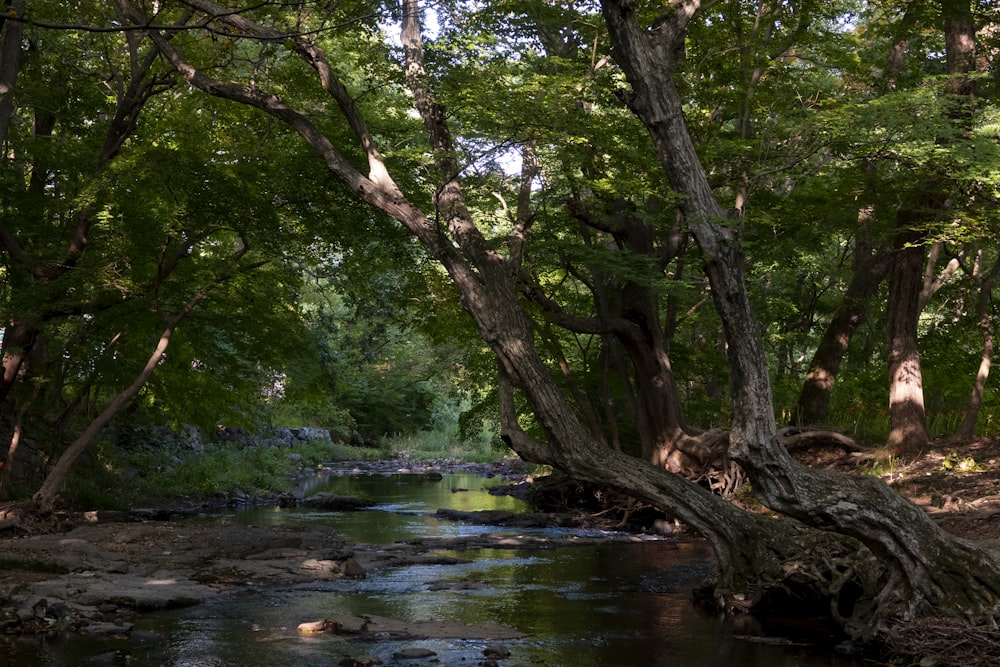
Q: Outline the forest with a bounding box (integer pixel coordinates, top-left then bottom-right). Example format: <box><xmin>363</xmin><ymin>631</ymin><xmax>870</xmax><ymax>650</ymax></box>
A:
<box><xmin>1</xmin><ymin>0</ymin><xmax>1000</xmax><ymax>663</ymax></box>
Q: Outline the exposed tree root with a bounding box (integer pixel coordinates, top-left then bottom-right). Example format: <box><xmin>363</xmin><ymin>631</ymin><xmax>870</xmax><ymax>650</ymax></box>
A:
<box><xmin>886</xmin><ymin>617</ymin><xmax>1000</xmax><ymax>667</ymax></box>
<box><xmin>777</xmin><ymin>427</ymin><xmax>866</xmax><ymax>454</ymax></box>
<box><xmin>0</xmin><ymin>501</ymin><xmax>59</xmax><ymax>535</ymax></box>
<box><xmin>668</xmin><ymin>427</ymin><xmax>865</xmax><ymax>491</ymax></box>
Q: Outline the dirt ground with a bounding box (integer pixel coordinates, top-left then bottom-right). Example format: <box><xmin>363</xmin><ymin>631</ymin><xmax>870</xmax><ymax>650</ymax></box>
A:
<box><xmin>791</xmin><ymin>435</ymin><xmax>1000</xmax><ymax>542</ymax></box>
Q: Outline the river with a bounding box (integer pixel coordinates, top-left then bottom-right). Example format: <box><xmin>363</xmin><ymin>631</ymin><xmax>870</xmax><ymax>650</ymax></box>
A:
<box><xmin>6</xmin><ymin>467</ymin><xmax>865</xmax><ymax>666</ymax></box>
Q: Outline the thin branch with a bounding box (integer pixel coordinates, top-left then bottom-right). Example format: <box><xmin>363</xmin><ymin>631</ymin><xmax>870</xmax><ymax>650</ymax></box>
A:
<box><xmin>6</xmin><ymin>2</ymin><xmax>377</xmax><ymax>41</ymax></box>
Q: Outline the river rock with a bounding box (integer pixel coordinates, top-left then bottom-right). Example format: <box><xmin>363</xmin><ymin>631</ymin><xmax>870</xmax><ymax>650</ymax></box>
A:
<box><xmin>435</xmin><ymin>508</ymin><xmax>556</xmax><ymax>528</ymax></box>
<box><xmin>297</xmin><ymin>619</ymin><xmax>333</xmax><ymax>634</ymax></box>
<box><xmin>338</xmin><ymin>656</ymin><xmax>382</xmax><ymax>667</ymax></box>
<box><xmin>484</xmin><ymin>645</ymin><xmax>511</xmax><ymax>659</ymax></box>
<box><xmin>316</xmin><ymin>613</ymin><xmax>522</xmax><ymax>640</ymax></box>
<box><xmin>77</xmin><ymin>620</ymin><xmax>134</xmax><ymax>636</ymax></box>
<box><xmin>301</xmin><ymin>493</ymin><xmax>375</xmax><ymax>511</ymax></box>
<box><xmin>393</xmin><ymin>647</ymin><xmax>438</xmax><ymax>659</ymax></box>
<box><xmin>342</xmin><ymin>557</ymin><xmax>367</xmax><ymax>579</ymax></box>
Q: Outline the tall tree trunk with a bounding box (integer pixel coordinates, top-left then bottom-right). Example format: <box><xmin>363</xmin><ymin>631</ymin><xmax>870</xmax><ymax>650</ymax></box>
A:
<box><xmin>884</xmin><ymin>0</ymin><xmax>977</xmax><ymax>452</ymax></box>
<box><xmin>952</xmin><ymin>251</ymin><xmax>1000</xmax><ymax>441</ymax></box>
<box><xmin>795</xmin><ymin>223</ymin><xmax>889</xmax><ymax>425</ymax></box>
<box><xmin>941</xmin><ymin>0</ymin><xmax>977</xmax><ymax>112</ymax></box>
<box><xmin>557</xmin><ymin>197</ymin><xmax>701</xmax><ymax>467</ymax></box>
<box><xmin>885</xmin><ymin>226</ymin><xmax>931</xmax><ymax>455</ymax></box>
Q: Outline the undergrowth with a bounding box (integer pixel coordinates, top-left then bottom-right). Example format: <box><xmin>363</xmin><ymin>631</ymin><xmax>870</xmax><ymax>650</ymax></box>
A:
<box><xmin>64</xmin><ymin>438</ymin><xmax>381</xmax><ymax>509</ymax></box>
<box><xmin>382</xmin><ymin>423</ymin><xmax>505</xmax><ymax>463</ymax></box>
<box><xmin>63</xmin><ymin>420</ymin><xmax>509</xmax><ymax>509</ymax></box>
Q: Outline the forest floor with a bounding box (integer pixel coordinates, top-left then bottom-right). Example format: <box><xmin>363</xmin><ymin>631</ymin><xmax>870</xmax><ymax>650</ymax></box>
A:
<box><xmin>792</xmin><ymin>435</ymin><xmax>1000</xmax><ymax>542</ymax></box>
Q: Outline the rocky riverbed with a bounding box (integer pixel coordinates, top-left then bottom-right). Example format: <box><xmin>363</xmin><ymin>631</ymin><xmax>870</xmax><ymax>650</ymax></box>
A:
<box><xmin>0</xmin><ymin>461</ymin><xmax>650</xmax><ymax>666</ymax></box>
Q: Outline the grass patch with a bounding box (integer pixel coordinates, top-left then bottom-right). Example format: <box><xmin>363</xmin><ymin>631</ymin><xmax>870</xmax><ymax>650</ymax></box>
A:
<box><xmin>64</xmin><ymin>437</ymin><xmax>382</xmax><ymax>508</ymax></box>
<box><xmin>382</xmin><ymin>424</ymin><xmax>508</xmax><ymax>463</ymax></box>
<box><xmin>61</xmin><ymin>419</ymin><xmax>509</xmax><ymax>510</ymax></box>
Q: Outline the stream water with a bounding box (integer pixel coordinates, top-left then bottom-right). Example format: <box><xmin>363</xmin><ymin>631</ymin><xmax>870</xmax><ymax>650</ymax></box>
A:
<box><xmin>8</xmin><ymin>468</ymin><xmax>866</xmax><ymax>666</ymax></box>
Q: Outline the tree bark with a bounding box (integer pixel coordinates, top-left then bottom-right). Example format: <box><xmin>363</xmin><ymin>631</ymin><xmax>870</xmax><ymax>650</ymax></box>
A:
<box><xmin>885</xmin><ymin>226</ymin><xmax>931</xmax><ymax>455</ymax></box>
<box><xmin>952</xmin><ymin>251</ymin><xmax>1000</xmax><ymax>441</ymax></box>
<box><xmin>566</xmin><ymin>197</ymin><xmax>698</xmax><ymax>467</ymax></box>
<box><xmin>795</xmin><ymin>221</ymin><xmax>889</xmax><ymax>426</ymax></box>
<box><xmin>0</xmin><ymin>0</ymin><xmax>25</xmax><ymax>149</ymax></box>
<box><xmin>32</xmin><ymin>326</ymin><xmax>177</xmax><ymax>513</ymax></box>
<box><xmin>884</xmin><ymin>0</ymin><xmax>978</xmax><ymax>452</ymax></box>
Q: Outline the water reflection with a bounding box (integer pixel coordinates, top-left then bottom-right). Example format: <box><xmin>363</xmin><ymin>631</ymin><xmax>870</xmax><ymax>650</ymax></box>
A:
<box><xmin>142</xmin><ymin>538</ymin><xmax>859</xmax><ymax>667</ymax></box>
<box><xmin>207</xmin><ymin>471</ymin><xmax>532</xmax><ymax>544</ymax></box>
<box><xmin>4</xmin><ymin>471</ymin><xmax>866</xmax><ymax>666</ymax></box>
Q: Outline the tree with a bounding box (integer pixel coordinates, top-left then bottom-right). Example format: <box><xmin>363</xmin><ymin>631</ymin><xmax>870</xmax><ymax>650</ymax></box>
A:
<box><xmin>599</xmin><ymin>0</ymin><xmax>1000</xmax><ymax>638</ymax></box>
<box><xmin>27</xmin><ymin>0</ymin><xmax>1000</xmax><ymax>654</ymax></box>
<box><xmin>0</xmin><ymin>3</ymin><xmax>329</xmax><ymax>500</ymax></box>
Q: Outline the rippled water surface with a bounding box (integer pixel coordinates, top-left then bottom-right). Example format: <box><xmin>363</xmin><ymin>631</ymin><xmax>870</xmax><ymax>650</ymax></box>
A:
<box><xmin>5</xmin><ymin>468</ymin><xmax>865</xmax><ymax>666</ymax></box>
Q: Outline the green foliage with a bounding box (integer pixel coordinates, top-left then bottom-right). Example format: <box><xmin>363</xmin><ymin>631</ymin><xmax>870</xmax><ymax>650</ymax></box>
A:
<box><xmin>384</xmin><ymin>404</ymin><xmax>507</xmax><ymax>463</ymax></box>
<box><xmin>70</xmin><ymin>436</ymin><xmax>378</xmax><ymax>507</ymax></box>
<box><xmin>940</xmin><ymin>451</ymin><xmax>985</xmax><ymax>473</ymax></box>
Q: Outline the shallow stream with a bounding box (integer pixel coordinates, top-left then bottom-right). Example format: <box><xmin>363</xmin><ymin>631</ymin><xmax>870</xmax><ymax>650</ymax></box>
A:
<box><xmin>9</xmin><ymin>468</ymin><xmax>865</xmax><ymax>666</ymax></box>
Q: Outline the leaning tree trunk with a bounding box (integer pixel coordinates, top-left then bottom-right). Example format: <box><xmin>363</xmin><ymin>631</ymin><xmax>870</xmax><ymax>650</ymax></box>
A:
<box><xmin>32</xmin><ymin>327</ymin><xmax>176</xmax><ymax>513</ymax></box>
<box><xmin>31</xmin><ymin>275</ymin><xmax>220</xmax><ymax>512</ymax></box>
<box><xmin>599</xmin><ymin>0</ymin><xmax>1000</xmax><ymax>637</ymax></box>
<box><xmin>31</xmin><ymin>238</ymin><xmax>245</xmax><ymax>512</ymax></box>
